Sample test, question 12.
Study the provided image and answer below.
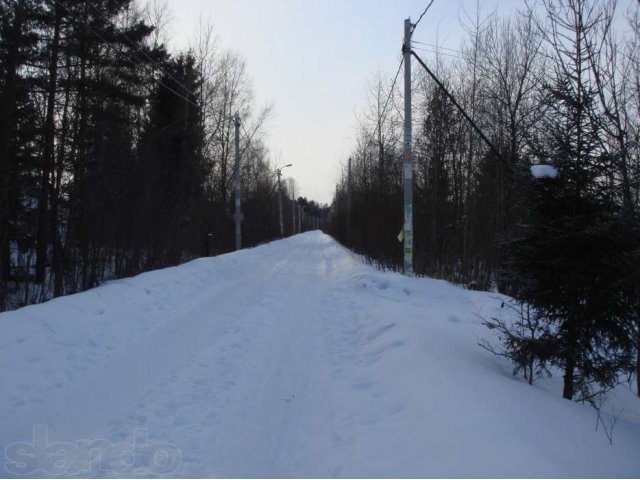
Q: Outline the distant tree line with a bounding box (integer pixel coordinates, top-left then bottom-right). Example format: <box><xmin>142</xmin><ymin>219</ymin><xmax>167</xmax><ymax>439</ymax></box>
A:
<box><xmin>0</xmin><ymin>0</ymin><xmax>325</xmax><ymax>311</ymax></box>
<box><xmin>329</xmin><ymin>0</ymin><xmax>640</xmax><ymax>401</ymax></box>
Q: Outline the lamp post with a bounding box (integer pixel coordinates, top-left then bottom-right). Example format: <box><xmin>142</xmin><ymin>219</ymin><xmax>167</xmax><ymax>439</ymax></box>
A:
<box><xmin>276</xmin><ymin>164</ymin><xmax>292</xmax><ymax>237</ymax></box>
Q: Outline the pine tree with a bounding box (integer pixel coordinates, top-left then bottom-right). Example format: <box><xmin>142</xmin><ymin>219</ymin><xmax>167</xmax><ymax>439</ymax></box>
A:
<box><xmin>0</xmin><ymin>0</ymin><xmax>45</xmax><ymax>308</ymax></box>
<box><xmin>136</xmin><ymin>53</ymin><xmax>205</xmax><ymax>267</ymax></box>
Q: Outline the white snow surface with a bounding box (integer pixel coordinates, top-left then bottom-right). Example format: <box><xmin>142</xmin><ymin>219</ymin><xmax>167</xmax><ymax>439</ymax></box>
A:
<box><xmin>1</xmin><ymin>232</ymin><xmax>638</xmax><ymax>478</ymax></box>
<box><xmin>531</xmin><ymin>164</ymin><xmax>559</xmax><ymax>179</ymax></box>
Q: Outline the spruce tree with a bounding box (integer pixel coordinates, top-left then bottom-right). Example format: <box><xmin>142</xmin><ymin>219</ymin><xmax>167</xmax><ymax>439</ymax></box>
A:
<box><xmin>136</xmin><ymin>53</ymin><xmax>205</xmax><ymax>267</ymax></box>
<box><xmin>500</xmin><ymin>172</ymin><xmax>638</xmax><ymax>401</ymax></box>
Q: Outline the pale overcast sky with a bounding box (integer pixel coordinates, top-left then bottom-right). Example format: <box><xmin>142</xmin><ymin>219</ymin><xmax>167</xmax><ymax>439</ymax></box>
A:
<box><xmin>160</xmin><ymin>0</ymin><xmax>622</xmax><ymax>204</ymax></box>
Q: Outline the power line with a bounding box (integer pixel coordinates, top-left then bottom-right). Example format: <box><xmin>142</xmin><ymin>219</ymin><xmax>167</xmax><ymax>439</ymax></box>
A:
<box><xmin>82</xmin><ymin>1</ymin><xmax>199</xmax><ymax>101</ymax></box>
<box><xmin>239</xmin><ymin>119</ymin><xmax>276</xmax><ymax>183</ymax></box>
<box><xmin>120</xmin><ymin>33</ymin><xmax>197</xmax><ymax>100</ymax></box>
<box><xmin>85</xmin><ymin>1</ymin><xmax>200</xmax><ymax>106</ymax></box>
<box><xmin>51</xmin><ymin>0</ymin><xmax>200</xmax><ymax>109</ymax></box>
<box><xmin>412</xmin><ymin>46</ymin><xmax>464</xmax><ymax>60</ymax></box>
<box><xmin>411</xmin><ymin>0</ymin><xmax>435</xmax><ymax>33</ymax></box>
<box><xmin>382</xmin><ymin>57</ymin><xmax>404</xmax><ymax>123</ymax></box>
<box><xmin>412</xmin><ymin>40</ymin><xmax>463</xmax><ymax>55</ymax></box>
<box><xmin>239</xmin><ymin>124</ymin><xmax>290</xmax><ymax>201</ymax></box>
<box><xmin>412</xmin><ymin>47</ymin><xmax>464</xmax><ymax>58</ymax></box>
<box><xmin>410</xmin><ymin>50</ymin><xmax>510</xmax><ymax>171</ymax></box>
<box><xmin>369</xmin><ymin>57</ymin><xmax>404</xmax><ymax>146</ymax></box>
<box><xmin>240</xmin><ymin>122</ymin><xmax>263</xmax><ymax>162</ymax></box>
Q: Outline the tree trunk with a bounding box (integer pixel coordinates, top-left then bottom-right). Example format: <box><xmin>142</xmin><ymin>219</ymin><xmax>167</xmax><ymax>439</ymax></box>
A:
<box><xmin>431</xmin><ymin>161</ymin><xmax>439</xmax><ymax>272</ymax></box>
<box><xmin>0</xmin><ymin>0</ymin><xmax>28</xmax><ymax>309</ymax></box>
<box><xmin>36</xmin><ymin>3</ymin><xmax>62</xmax><ymax>284</ymax></box>
<box><xmin>636</xmin><ymin>332</ymin><xmax>639</xmax><ymax>398</ymax></box>
<box><xmin>52</xmin><ymin>62</ymin><xmax>72</xmax><ymax>298</ymax></box>
<box><xmin>563</xmin><ymin>353</ymin><xmax>575</xmax><ymax>400</ymax></box>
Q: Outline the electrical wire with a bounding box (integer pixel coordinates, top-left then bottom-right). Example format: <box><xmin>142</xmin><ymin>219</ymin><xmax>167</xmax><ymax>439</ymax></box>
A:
<box><xmin>412</xmin><ymin>40</ymin><xmax>463</xmax><ymax>55</ymax></box>
<box><xmin>76</xmin><ymin>2</ymin><xmax>239</xmax><ymax>160</ymax></box>
<box><xmin>81</xmin><ymin>1</ymin><xmax>199</xmax><ymax>101</ymax></box>
<box><xmin>29</xmin><ymin>0</ymin><xmax>207</xmax><ymax>221</ymax></box>
<box><xmin>368</xmin><ymin>57</ymin><xmax>404</xmax><ymax>145</ymax></box>
<box><xmin>51</xmin><ymin>0</ymin><xmax>200</xmax><ymax>108</ymax></box>
<box><xmin>240</xmin><ymin>122</ymin><xmax>264</xmax><ymax>164</ymax></box>
<box><xmin>410</xmin><ymin>50</ymin><xmax>510</xmax><ymax>171</ymax></box>
<box><xmin>411</xmin><ymin>0</ymin><xmax>435</xmax><ymax>33</ymax></box>
<box><xmin>412</xmin><ymin>46</ymin><xmax>464</xmax><ymax>60</ymax></box>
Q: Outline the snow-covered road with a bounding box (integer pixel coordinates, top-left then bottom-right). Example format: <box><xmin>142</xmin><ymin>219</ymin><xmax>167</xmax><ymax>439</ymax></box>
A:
<box><xmin>1</xmin><ymin>232</ymin><xmax>639</xmax><ymax>477</ymax></box>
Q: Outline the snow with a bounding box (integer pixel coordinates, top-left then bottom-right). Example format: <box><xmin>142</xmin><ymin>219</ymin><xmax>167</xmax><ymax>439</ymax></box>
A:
<box><xmin>531</xmin><ymin>164</ymin><xmax>559</xmax><ymax>179</ymax></box>
<box><xmin>0</xmin><ymin>231</ymin><xmax>638</xmax><ymax>477</ymax></box>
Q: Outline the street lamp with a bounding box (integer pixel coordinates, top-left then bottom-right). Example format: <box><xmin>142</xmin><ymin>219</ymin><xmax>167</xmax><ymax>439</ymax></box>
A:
<box><xmin>276</xmin><ymin>164</ymin><xmax>293</xmax><ymax>237</ymax></box>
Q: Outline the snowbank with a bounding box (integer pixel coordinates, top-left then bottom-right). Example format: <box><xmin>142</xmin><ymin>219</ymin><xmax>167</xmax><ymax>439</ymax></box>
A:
<box><xmin>0</xmin><ymin>232</ymin><xmax>638</xmax><ymax>477</ymax></box>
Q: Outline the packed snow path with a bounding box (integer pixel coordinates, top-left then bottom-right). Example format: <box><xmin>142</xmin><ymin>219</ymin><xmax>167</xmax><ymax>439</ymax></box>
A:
<box><xmin>1</xmin><ymin>232</ymin><xmax>639</xmax><ymax>477</ymax></box>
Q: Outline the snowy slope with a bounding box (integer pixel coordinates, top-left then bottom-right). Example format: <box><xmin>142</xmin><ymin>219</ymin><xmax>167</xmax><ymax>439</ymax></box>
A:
<box><xmin>0</xmin><ymin>231</ymin><xmax>638</xmax><ymax>478</ymax></box>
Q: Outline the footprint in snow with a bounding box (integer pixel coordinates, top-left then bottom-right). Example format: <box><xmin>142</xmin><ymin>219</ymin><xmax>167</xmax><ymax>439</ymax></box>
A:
<box><xmin>365</xmin><ymin>323</ymin><xmax>395</xmax><ymax>342</ymax></box>
<box><xmin>352</xmin><ymin>379</ymin><xmax>373</xmax><ymax>391</ymax></box>
<box><xmin>385</xmin><ymin>402</ymin><xmax>406</xmax><ymax>416</ymax></box>
<box><xmin>361</xmin><ymin>411</ymin><xmax>382</xmax><ymax>425</ymax></box>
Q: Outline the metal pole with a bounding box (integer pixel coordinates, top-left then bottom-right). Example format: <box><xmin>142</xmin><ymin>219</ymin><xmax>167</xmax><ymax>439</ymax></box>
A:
<box><xmin>292</xmin><ymin>192</ymin><xmax>296</xmax><ymax>234</ymax></box>
<box><xmin>403</xmin><ymin>18</ymin><xmax>414</xmax><ymax>276</ymax></box>
<box><xmin>277</xmin><ymin>169</ymin><xmax>284</xmax><ymax>237</ymax></box>
<box><xmin>234</xmin><ymin>113</ymin><xmax>241</xmax><ymax>250</ymax></box>
<box><xmin>276</xmin><ymin>164</ymin><xmax>291</xmax><ymax>237</ymax></box>
<box><xmin>347</xmin><ymin>157</ymin><xmax>352</xmax><ymax>245</ymax></box>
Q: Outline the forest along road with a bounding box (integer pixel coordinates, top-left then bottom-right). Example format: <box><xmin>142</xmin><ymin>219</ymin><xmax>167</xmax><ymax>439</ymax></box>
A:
<box><xmin>1</xmin><ymin>232</ymin><xmax>639</xmax><ymax>478</ymax></box>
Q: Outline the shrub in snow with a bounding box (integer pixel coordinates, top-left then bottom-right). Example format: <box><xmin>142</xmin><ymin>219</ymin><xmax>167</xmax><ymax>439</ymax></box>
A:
<box><xmin>480</xmin><ymin>301</ymin><xmax>556</xmax><ymax>385</ymax></box>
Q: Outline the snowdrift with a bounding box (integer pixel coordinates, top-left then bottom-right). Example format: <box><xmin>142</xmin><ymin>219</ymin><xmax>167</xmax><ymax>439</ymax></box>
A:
<box><xmin>0</xmin><ymin>231</ymin><xmax>638</xmax><ymax>477</ymax></box>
